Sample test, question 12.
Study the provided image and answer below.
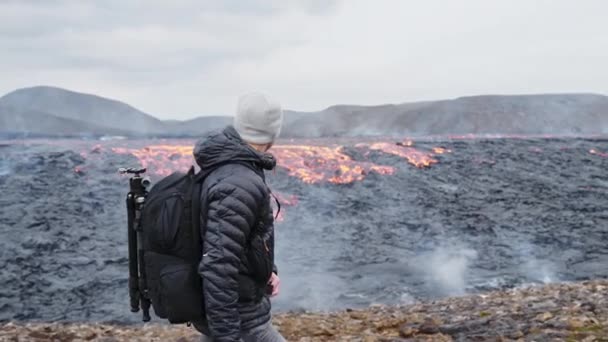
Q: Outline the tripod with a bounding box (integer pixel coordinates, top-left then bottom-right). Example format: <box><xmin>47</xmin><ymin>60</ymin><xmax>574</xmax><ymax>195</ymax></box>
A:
<box><xmin>119</xmin><ymin>167</ymin><xmax>152</xmax><ymax>322</ymax></box>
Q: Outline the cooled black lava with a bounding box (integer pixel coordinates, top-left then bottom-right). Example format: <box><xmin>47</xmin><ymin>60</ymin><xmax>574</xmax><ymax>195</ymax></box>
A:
<box><xmin>0</xmin><ymin>137</ymin><xmax>606</xmax><ymax>323</ymax></box>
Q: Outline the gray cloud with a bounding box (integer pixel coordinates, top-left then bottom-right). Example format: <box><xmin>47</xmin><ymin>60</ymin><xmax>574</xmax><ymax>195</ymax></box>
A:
<box><xmin>0</xmin><ymin>0</ymin><xmax>606</xmax><ymax>119</ymax></box>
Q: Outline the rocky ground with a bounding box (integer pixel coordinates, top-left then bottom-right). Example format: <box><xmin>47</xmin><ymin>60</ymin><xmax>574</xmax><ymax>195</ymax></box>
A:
<box><xmin>2</xmin><ymin>280</ymin><xmax>607</xmax><ymax>341</ymax></box>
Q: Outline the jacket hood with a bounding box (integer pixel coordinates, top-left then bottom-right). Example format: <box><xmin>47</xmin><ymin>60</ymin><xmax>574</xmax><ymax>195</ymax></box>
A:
<box><xmin>193</xmin><ymin>125</ymin><xmax>277</xmax><ymax>172</ymax></box>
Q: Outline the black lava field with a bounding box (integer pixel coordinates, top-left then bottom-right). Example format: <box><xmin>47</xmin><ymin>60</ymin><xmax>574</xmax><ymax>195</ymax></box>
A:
<box><xmin>0</xmin><ymin>136</ymin><xmax>607</xmax><ymax>323</ymax></box>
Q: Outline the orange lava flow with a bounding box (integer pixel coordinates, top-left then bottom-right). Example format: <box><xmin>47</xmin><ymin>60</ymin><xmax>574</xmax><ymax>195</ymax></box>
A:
<box><xmin>397</xmin><ymin>140</ymin><xmax>414</xmax><ymax>147</ymax></box>
<box><xmin>110</xmin><ymin>141</ymin><xmax>447</xmax><ymax>183</ymax></box>
<box><xmin>590</xmin><ymin>149</ymin><xmax>608</xmax><ymax>157</ymax></box>
<box><xmin>273</xmin><ymin>145</ymin><xmax>394</xmax><ymax>184</ymax></box>
<box><xmin>112</xmin><ymin>145</ymin><xmax>195</xmax><ymax>176</ymax></box>
<box><xmin>367</xmin><ymin>142</ymin><xmax>439</xmax><ymax>168</ymax></box>
<box><xmin>432</xmin><ymin>147</ymin><xmax>452</xmax><ymax>154</ymax></box>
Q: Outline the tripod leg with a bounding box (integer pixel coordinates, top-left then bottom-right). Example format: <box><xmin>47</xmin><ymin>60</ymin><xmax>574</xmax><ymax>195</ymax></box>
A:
<box><xmin>127</xmin><ymin>194</ymin><xmax>140</xmax><ymax>313</ymax></box>
<box><xmin>138</xmin><ymin>247</ymin><xmax>151</xmax><ymax>322</ymax></box>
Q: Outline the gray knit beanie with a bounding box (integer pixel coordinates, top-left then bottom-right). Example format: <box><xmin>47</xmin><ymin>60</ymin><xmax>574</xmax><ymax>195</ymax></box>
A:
<box><xmin>234</xmin><ymin>92</ymin><xmax>283</xmax><ymax>145</ymax></box>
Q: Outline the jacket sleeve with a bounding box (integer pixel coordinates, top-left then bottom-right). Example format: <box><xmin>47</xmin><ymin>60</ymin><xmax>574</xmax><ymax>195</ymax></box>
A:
<box><xmin>199</xmin><ymin>174</ymin><xmax>264</xmax><ymax>342</ymax></box>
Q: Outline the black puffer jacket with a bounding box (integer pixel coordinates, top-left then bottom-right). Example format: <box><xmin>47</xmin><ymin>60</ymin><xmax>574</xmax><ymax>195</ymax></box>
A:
<box><xmin>193</xmin><ymin>126</ymin><xmax>277</xmax><ymax>342</ymax></box>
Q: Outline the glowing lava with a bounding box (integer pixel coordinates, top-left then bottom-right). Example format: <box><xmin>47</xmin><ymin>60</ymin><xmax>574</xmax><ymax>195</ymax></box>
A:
<box><xmin>110</xmin><ymin>144</ymin><xmax>396</xmax><ymax>183</ymax></box>
<box><xmin>366</xmin><ymin>142</ymin><xmax>440</xmax><ymax>168</ymax></box>
<box><xmin>274</xmin><ymin>145</ymin><xmax>394</xmax><ymax>184</ymax></box>
<box><xmin>590</xmin><ymin>149</ymin><xmax>608</xmax><ymax>157</ymax></box>
<box><xmin>110</xmin><ymin>141</ymin><xmax>448</xmax><ymax>183</ymax></box>
<box><xmin>397</xmin><ymin>140</ymin><xmax>414</xmax><ymax>147</ymax></box>
<box><xmin>432</xmin><ymin>147</ymin><xmax>452</xmax><ymax>154</ymax></box>
<box><xmin>112</xmin><ymin>145</ymin><xmax>195</xmax><ymax>176</ymax></box>
<box><xmin>73</xmin><ymin>166</ymin><xmax>85</xmax><ymax>175</ymax></box>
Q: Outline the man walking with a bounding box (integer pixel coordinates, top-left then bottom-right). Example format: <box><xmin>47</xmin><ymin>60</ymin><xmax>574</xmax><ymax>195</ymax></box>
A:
<box><xmin>192</xmin><ymin>93</ymin><xmax>285</xmax><ymax>342</ymax></box>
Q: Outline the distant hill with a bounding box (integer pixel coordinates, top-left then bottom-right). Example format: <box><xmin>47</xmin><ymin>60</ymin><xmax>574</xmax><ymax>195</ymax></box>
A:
<box><xmin>163</xmin><ymin>116</ymin><xmax>232</xmax><ymax>136</ymax></box>
<box><xmin>0</xmin><ymin>86</ymin><xmax>165</xmax><ymax>134</ymax></box>
<box><xmin>282</xmin><ymin>94</ymin><xmax>608</xmax><ymax>137</ymax></box>
<box><xmin>0</xmin><ymin>104</ymin><xmax>133</xmax><ymax>137</ymax></box>
<box><xmin>1</xmin><ymin>86</ymin><xmax>607</xmax><ymax>138</ymax></box>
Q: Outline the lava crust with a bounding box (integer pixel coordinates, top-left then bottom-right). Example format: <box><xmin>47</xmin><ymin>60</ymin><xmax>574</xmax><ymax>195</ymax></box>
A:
<box><xmin>0</xmin><ymin>137</ymin><xmax>606</xmax><ymax>323</ymax></box>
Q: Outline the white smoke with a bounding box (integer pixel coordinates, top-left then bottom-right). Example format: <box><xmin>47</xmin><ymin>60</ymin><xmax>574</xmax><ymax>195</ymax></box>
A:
<box><xmin>522</xmin><ymin>258</ymin><xmax>557</xmax><ymax>284</ymax></box>
<box><xmin>0</xmin><ymin>159</ymin><xmax>10</xmax><ymax>176</ymax></box>
<box><xmin>516</xmin><ymin>241</ymin><xmax>559</xmax><ymax>284</ymax></box>
<box><xmin>419</xmin><ymin>244</ymin><xmax>478</xmax><ymax>296</ymax></box>
<box><xmin>399</xmin><ymin>290</ymin><xmax>416</xmax><ymax>305</ymax></box>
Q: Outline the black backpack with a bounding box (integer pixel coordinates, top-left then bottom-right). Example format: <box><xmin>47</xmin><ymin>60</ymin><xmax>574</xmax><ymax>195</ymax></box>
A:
<box><xmin>140</xmin><ymin>166</ymin><xmax>209</xmax><ymax>323</ymax></box>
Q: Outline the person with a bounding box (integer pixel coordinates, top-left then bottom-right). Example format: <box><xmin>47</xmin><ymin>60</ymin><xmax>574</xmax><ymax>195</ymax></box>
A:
<box><xmin>191</xmin><ymin>92</ymin><xmax>286</xmax><ymax>342</ymax></box>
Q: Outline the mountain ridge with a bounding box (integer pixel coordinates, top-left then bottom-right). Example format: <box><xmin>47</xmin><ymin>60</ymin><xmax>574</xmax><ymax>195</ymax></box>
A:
<box><xmin>1</xmin><ymin>85</ymin><xmax>607</xmax><ymax>138</ymax></box>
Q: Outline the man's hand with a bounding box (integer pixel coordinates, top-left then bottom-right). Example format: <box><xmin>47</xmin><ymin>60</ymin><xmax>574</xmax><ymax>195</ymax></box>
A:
<box><xmin>268</xmin><ymin>273</ymin><xmax>280</xmax><ymax>297</ymax></box>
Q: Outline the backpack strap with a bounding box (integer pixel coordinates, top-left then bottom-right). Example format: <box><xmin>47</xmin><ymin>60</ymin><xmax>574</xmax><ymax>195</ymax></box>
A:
<box><xmin>191</xmin><ymin>179</ymin><xmax>201</xmax><ymax>257</ymax></box>
<box><xmin>190</xmin><ymin>166</ymin><xmax>217</xmax><ymax>259</ymax></box>
<box><xmin>268</xmin><ymin>189</ymin><xmax>281</xmax><ymax>221</ymax></box>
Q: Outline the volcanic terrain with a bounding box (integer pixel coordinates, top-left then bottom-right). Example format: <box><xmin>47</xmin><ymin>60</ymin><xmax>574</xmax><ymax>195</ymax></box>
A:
<box><xmin>0</xmin><ymin>135</ymin><xmax>606</xmax><ymax>327</ymax></box>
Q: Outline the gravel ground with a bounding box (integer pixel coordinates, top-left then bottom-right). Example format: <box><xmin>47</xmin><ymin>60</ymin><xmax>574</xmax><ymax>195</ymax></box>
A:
<box><xmin>2</xmin><ymin>280</ymin><xmax>607</xmax><ymax>341</ymax></box>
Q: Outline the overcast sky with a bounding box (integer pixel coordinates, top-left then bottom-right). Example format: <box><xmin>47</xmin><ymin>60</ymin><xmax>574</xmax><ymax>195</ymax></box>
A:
<box><xmin>1</xmin><ymin>0</ymin><xmax>607</xmax><ymax>120</ymax></box>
